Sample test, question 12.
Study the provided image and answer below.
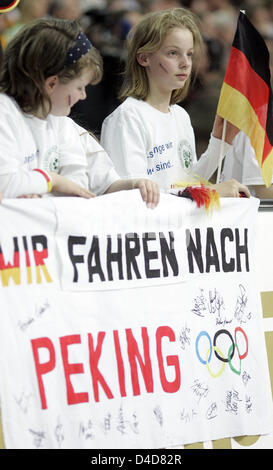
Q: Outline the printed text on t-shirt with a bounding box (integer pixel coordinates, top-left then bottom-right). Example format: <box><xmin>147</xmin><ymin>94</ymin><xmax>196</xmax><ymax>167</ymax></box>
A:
<box><xmin>24</xmin><ymin>149</ymin><xmax>39</xmax><ymax>168</ymax></box>
<box><xmin>147</xmin><ymin>141</ymin><xmax>173</xmax><ymax>158</ymax></box>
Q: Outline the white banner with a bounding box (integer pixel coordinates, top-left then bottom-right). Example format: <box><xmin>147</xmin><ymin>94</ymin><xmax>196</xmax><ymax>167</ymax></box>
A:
<box><xmin>0</xmin><ymin>191</ymin><xmax>272</xmax><ymax>449</ymax></box>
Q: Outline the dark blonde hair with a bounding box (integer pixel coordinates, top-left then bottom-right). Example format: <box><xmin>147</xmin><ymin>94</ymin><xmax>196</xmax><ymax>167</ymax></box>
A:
<box><xmin>0</xmin><ymin>18</ymin><xmax>103</xmax><ymax>117</ymax></box>
<box><xmin>119</xmin><ymin>7</ymin><xmax>203</xmax><ymax>105</ymax></box>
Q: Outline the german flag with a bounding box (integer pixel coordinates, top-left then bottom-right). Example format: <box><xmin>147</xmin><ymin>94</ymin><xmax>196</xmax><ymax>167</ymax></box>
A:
<box><xmin>217</xmin><ymin>11</ymin><xmax>273</xmax><ymax>187</ymax></box>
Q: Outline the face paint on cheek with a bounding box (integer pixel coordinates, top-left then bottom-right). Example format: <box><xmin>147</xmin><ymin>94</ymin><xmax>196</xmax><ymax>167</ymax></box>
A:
<box><xmin>159</xmin><ymin>62</ymin><xmax>168</xmax><ymax>73</ymax></box>
<box><xmin>67</xmin><ymin>95</ymin><xmax>71</xmax><ymax>106</ymax></box>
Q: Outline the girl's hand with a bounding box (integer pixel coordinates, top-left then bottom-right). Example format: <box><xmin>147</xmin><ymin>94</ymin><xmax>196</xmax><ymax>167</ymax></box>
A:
<box><xmin>132</xmin><ymin>178</ymin><xmax>160</xmax><ymax>208</ymax></box>
<box><xmin>49</xmin><ymin>172</ymin><xmax>96</xmax><ymax>199</ymax></box>
<box><xmin>211</xmin><ymin>179</ymin><xmax>251</xmax><ymax>198</ymax></box>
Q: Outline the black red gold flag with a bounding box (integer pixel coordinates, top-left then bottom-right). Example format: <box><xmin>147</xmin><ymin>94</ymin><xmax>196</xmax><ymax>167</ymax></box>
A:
<box><xmin>217</xmin><ymin>11</ymin><xmax>273</xmax><ymax>187</ymax></box>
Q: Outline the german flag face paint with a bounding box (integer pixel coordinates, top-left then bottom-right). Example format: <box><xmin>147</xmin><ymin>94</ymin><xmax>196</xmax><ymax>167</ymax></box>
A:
<box><xmin>217</xmin><ymin>11</ymin><xmax>273</xmax><ymax>187</ymax></box>
<box><xmin>0</xmin><ymin>1</ymin><xmax>21</xmax><ymax>13</ymax></box>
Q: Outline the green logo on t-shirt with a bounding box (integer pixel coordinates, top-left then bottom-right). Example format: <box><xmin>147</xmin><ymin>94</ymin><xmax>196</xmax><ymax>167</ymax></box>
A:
<box><xmin>44</xmin><ymin>145</ymin><xmax>60</xmax><ymax>172</ymax></box>
<box><xmin>178</xmin><ymin>140</ymin><xmax>193</xmax><ymax>174</ymax></box>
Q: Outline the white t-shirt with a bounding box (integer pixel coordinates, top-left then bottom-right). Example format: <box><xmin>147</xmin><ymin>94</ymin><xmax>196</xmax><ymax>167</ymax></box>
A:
<box><xmin>222</xmin><ymin>131</ymin><xmax>271</xmax><ymax>190</ymax></box>
<box><xmin>74</xmin><ymin>124</ymin><xmax>119</xmax><ymax>196</ymax></box>
<box><xmin>0</xmin><ymin>93</ymin><xmax>119</xmax><ymax>198</ymax></box>
<box><xmin>101</xmin><ymin>96</ymin><xmax>231</xmax><ymax>190</ymax></box>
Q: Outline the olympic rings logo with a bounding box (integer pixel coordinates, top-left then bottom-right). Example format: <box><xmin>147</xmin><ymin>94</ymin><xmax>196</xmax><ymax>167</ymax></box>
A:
<box><xmin>195</xmin><ymin>327</ymin><xmax>248</xmax><ymax>378</ymax></box>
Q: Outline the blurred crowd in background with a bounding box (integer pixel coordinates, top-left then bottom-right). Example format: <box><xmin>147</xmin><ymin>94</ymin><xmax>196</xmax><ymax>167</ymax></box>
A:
<box><xmin>1</xmin><ymin>0</ymin><xmax>273</xmax><ymax>154</ymax></box>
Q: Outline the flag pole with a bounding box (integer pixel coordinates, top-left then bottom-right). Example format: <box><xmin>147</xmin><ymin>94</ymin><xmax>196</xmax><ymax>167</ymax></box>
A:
<box><xmin>216</xmin><ymin>118</ymin><xmax>227</xmax><ymax>183</ymax></box>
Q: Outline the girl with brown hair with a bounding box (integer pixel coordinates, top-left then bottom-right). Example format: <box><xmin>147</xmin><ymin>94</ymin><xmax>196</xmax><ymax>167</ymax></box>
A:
<box><xmin>0</xmin><ymin>17</ymin><xmax>159</xmax><ymax>207</ymax></box>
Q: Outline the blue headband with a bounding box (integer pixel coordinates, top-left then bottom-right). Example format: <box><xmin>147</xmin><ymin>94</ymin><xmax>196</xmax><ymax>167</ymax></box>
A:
<box><xmin>64</xmin><ymin>32</ymin><xmax>92</xmax><ymax>66</ymax></box>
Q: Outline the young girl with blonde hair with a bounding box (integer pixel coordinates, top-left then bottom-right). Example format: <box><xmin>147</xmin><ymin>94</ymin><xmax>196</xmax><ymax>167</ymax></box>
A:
<box><xmin>101</xmin><ymin>7</ymin><xmax>250</xmax><ymax>198</ymax></box>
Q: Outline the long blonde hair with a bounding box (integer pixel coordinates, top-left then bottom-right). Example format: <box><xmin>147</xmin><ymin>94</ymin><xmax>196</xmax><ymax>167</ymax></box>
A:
<box><xmin>119</xmin><ymin>7</ymin><xmax>203</xmax><ymax>105</ymax></box>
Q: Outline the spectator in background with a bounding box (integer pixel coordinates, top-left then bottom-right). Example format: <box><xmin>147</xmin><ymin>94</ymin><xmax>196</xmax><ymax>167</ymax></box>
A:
<box><xmin>1</xmin><ymin>0</ymin><xmax>50</xmax><ymax>44</ymax></box>
<box><xmin>246</xmin><ymin>1</ymin><xmax>273</xmax><ymax>38</ymax></box>
<box><xmin>200</xmin><ymin>0</ymin><xmax>236</xmax><ymax>12</ymax></box>
<box><xmin>80</xmin><ymin>0</ymin><xmax>107</xmax><ymax>11</ymax></box>
<box><xmin>142</xmin><ymin>0</ymin><xmax>182</xmax><ymax>11</ymax></box>
<box><xmin>48</xmin><ymin>0</ymin><xmax>83</xmax><ymax>20</ymax></box>
<box><xmin>107</xmin><ymin>0</ymin><xmax>140</xmax><ymax>10</ymax></box>
<box><xmin>0</xmin><ymin>2</ymin><xmax>20</xmax><ymax>48</ymax></box>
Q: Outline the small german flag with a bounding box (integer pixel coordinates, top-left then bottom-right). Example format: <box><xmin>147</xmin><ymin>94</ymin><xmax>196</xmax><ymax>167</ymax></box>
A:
<box><xmin>217</xmin><ymin>11</ymin><xmax>273</xmax><ymax>187</ymax></box>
